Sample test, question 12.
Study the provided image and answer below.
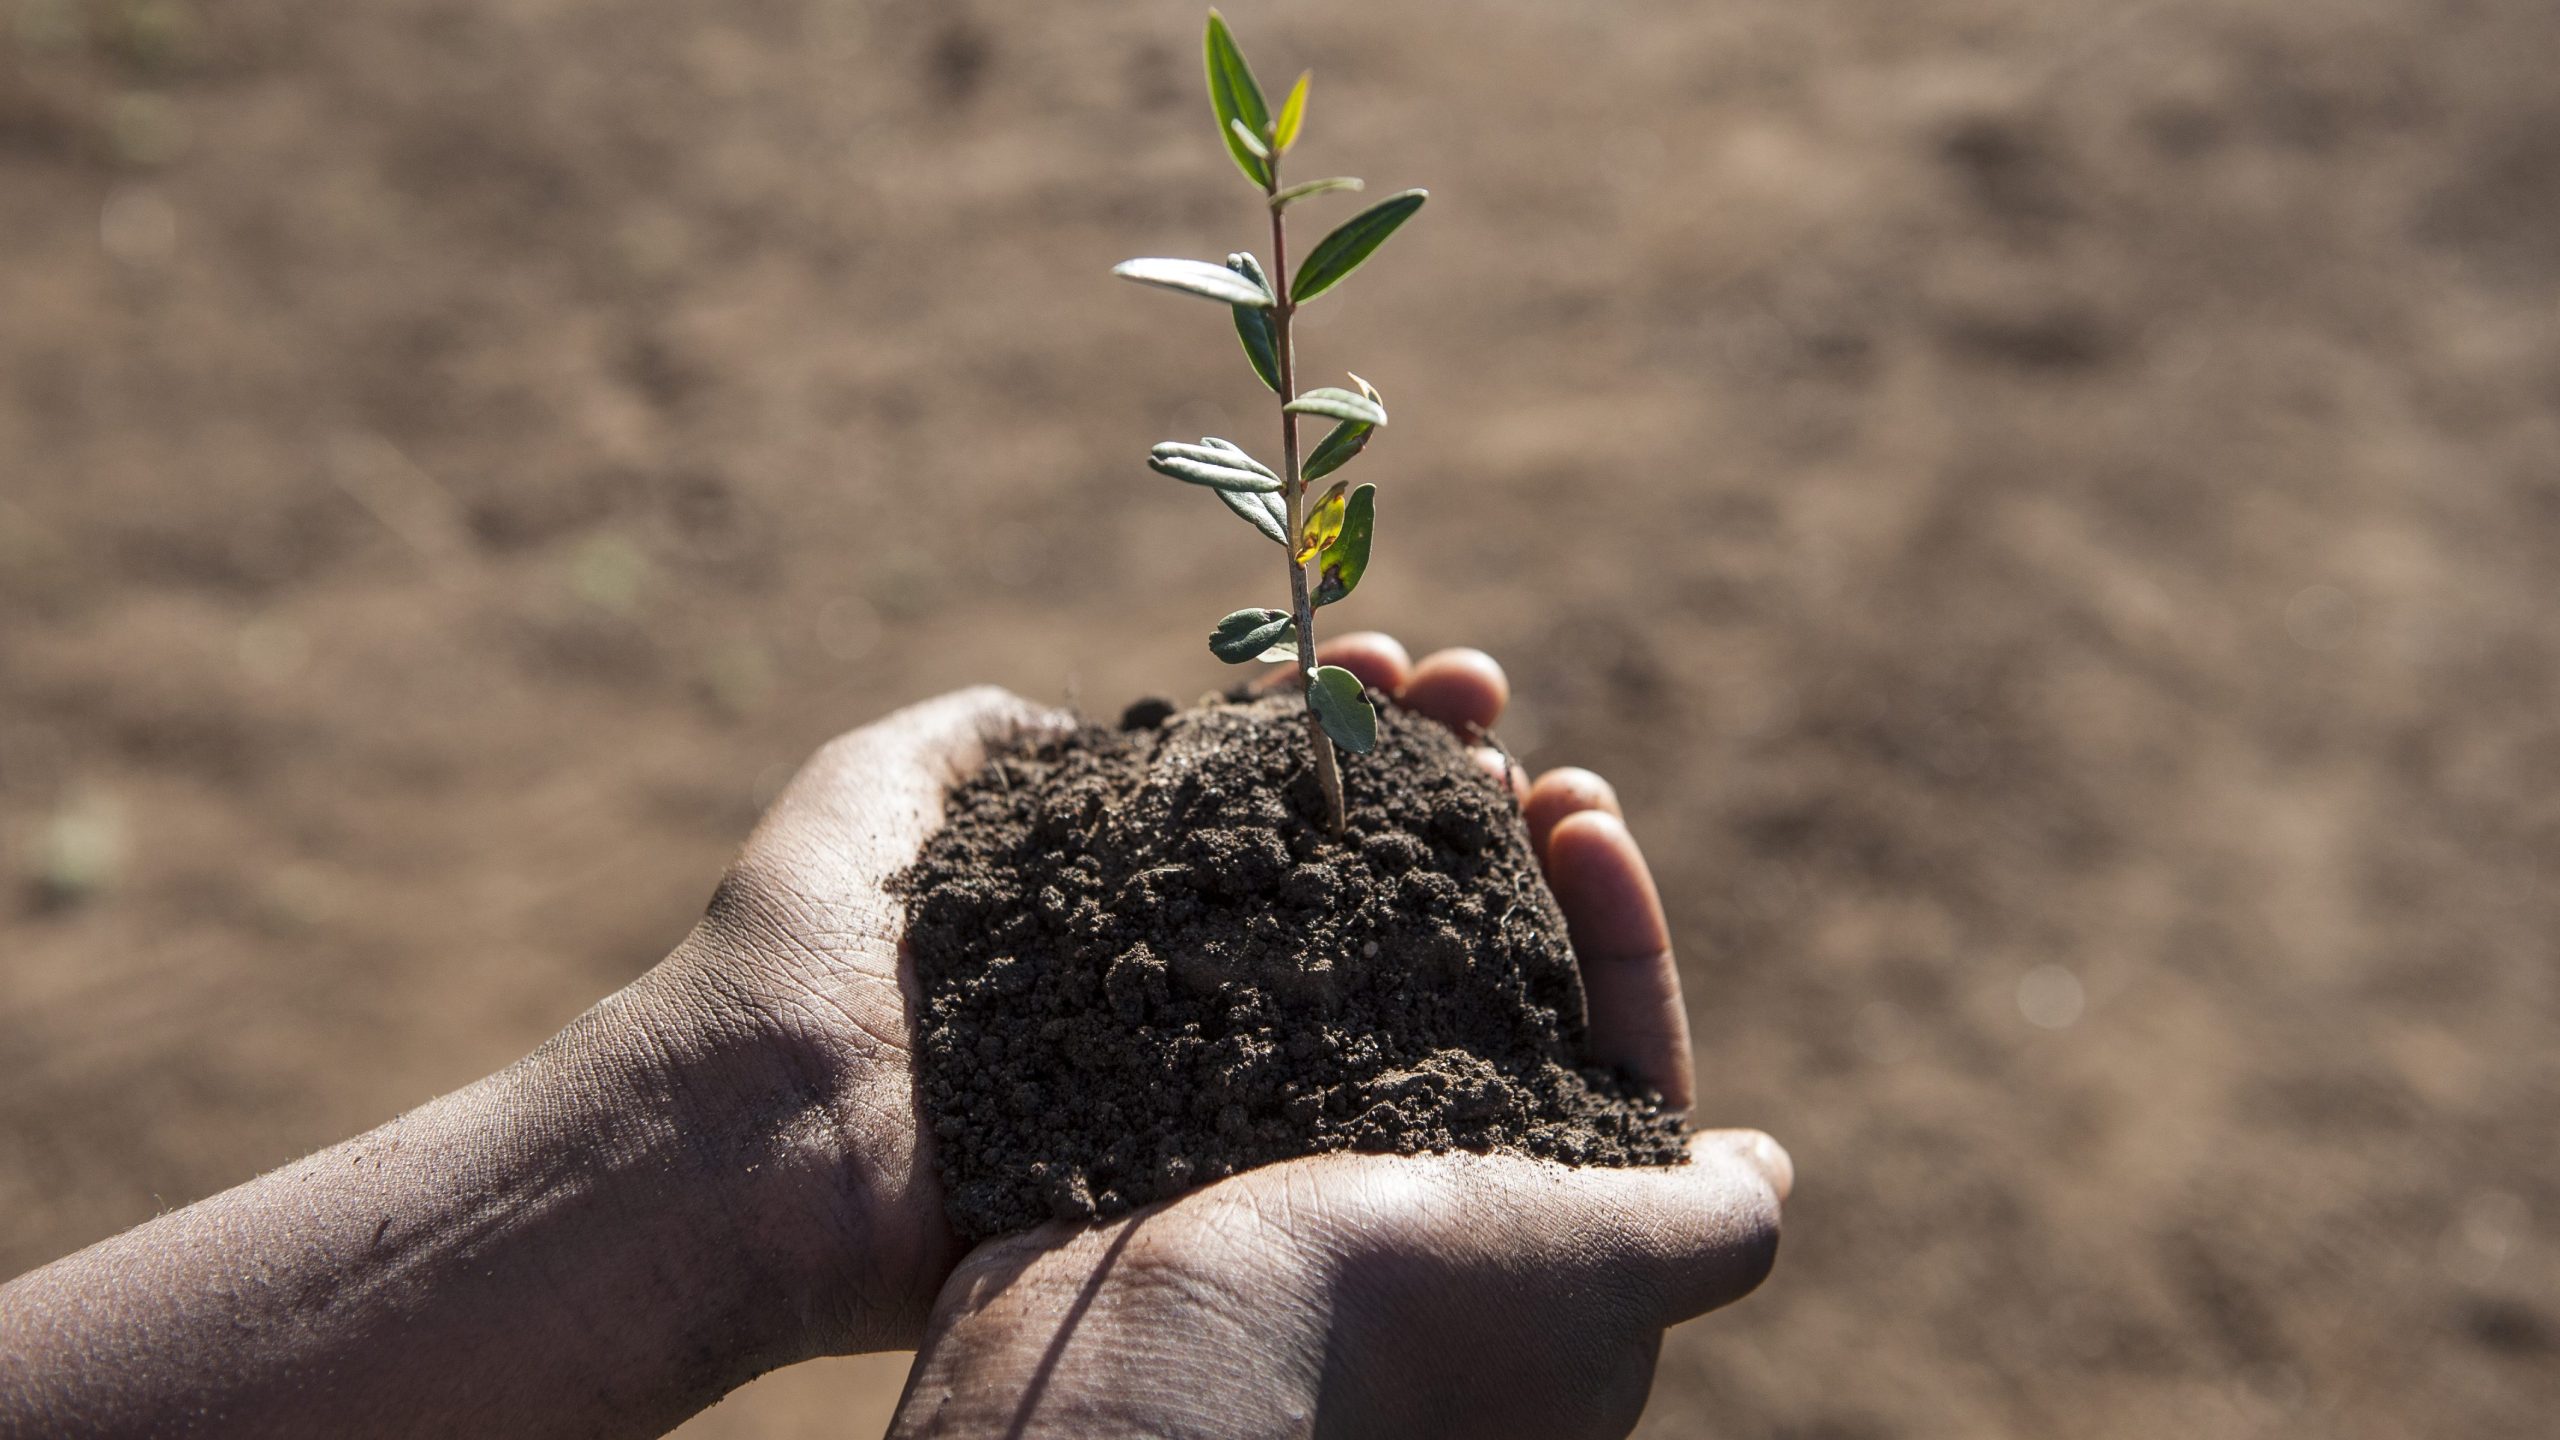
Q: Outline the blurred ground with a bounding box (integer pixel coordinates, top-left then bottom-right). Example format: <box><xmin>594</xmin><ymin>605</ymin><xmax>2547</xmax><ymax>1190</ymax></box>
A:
<box><xmin>4</xmin><ymin>0</ymin><xmax>2556</xmax><ymax>1434</ymax></box>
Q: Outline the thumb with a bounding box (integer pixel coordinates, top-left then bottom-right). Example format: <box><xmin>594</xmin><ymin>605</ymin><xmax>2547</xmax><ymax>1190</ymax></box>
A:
<box><xmin>751</xmin><ymin>685</ymin><xmax>1071</xmax><ymax>866</ymax></box>
<box><xmin>1561</xmin><ymin>1129</ymin><xmax>1790</xmax><ymax>1328</ymax></box>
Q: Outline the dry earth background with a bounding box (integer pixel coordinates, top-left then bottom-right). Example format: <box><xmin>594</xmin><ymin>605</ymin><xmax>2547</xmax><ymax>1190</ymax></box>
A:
<box><xmin>4</xmin><ymin>0</ymin><xmax>2557</xmax><ymax>1434</ymax></box>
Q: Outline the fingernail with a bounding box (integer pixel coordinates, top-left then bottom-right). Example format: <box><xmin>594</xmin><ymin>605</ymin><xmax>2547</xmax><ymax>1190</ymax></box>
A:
<box><xmin>1743</xmin><ymin>1131</ymin><xmax>1794</xmax><ymax>1202</ymax></box>
<box><xmin>1696</xmin><ymin>1129</ymin><xmax>1792</xmax><ymax>1202</ymax></box>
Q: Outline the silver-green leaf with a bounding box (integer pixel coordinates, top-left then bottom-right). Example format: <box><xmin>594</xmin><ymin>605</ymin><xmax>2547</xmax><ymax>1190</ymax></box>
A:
<box><xmin>1272</xmin><ymin>176</ymin><xmax>1365</xmax><ymax>207</ymax></box>
<box><xmin>1113</xmin><ymin>257</ymin><xmax>1273</xmax><ymax>308</ymax></box>
<box><xmin>1307</xmin><ymin>665</ymin><xmax>1378</xmax><ymax>753</ymax></box>
<box><xmin>1211</xmin><ymin>608</ymin><xmax>1295</xmax><ymax>664</ymax></box>
<box><xmin>1292</xmin><ymin>189</ymin><xmax>1428</xmax><ymax>303</ymax></box>
<box><xmin>1214</xmin><ymin>485</ymin><xmax>1289</xmax><ymax>545</ymax></box>
<box><xmin>1284</xmin><ymin>387</ymin><xmax>1388</xmax><ymax>427</ymax></box>
<box><xmin>1226</xmin><ymin>254</ymin><xmax>1281</xmax><ymax>392</ymax></box>
<box><xmin>1154</xmin><ymin>440</ymin><xmax>1277</xmax><ymax>481</ymax></box>
<box><xmin>1201</xmin><ymin>439</ymin><xmax>1290</xmax><ymax>545</ymax></box>
<box><xmin>1149</xmin><ymin>454</ymin><xmax>1283</xmax><ymax>494</ymax></box>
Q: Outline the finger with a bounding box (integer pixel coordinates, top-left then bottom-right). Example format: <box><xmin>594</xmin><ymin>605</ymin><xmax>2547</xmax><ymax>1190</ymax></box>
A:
<box><xmin>1692</xmin><ymin>1127</ymin><xmax>1793</xmax><ymax>1203</ymax></box>
<box><xmin>1245</xmin><ymin>632</ymin><xmax>1413</xmax><ymax>698</ymax></box>
<box><xmin>1399</xmin><ymin>648</ymin><xmax>1507</xmax><ymax>735</ymax></box>
<box><xmin>1598</xmin><ymin>1130</ymin><xmax>1787</xmax><ymax>1324</ymax></box>
<box><xmin>1315</xmin><ymin>631</ymin><xmax>1412</xmax><ymax>694</ymax></box>
<box><xmin>1440</xmin><ymin>1136</ymin><xmax>1781</xmax><ymax>1329</ymax></box>
<box><xmin>1545</xmin><ymin>810</ymin><xmax>1693</xmax><ymax>1109</ymax></box>
<box><xmin>1524</xmin><ymin>767</ymin><xmax>1622</xmax><ymax>858</ymax></box>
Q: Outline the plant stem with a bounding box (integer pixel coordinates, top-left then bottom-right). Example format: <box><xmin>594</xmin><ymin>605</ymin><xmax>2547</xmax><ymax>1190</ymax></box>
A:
<box><xmin>1266</xmin><ymin>162</ymin><xmax>1346</xmax><ymax>835</ymax></box>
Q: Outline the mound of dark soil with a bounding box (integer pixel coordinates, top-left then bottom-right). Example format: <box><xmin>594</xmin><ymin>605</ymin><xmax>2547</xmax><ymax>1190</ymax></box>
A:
<box><xmin>897</xmin><ymin>692</ymin><xmax>1687</xmax><ymax>1243</ymax></box>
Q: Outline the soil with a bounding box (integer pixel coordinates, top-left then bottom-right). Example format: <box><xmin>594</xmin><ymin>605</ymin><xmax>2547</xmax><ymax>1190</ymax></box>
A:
<box><xmin>899</xmin><ymin>694</ymin><xmax>1685</xmax><ymax>1242</ymax></box>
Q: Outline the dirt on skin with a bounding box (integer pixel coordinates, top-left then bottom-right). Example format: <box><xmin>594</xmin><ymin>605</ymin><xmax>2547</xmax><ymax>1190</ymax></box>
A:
<box><xmin>896</xmin><ymin>693</ymin><xmax>1686</xmax><ymax>1242</ymax></box>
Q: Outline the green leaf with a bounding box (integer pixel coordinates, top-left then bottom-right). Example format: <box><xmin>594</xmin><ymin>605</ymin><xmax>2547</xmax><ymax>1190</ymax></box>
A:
<box><xmin>1302</xmin><ymin>375</ymin><xmax>1383</xmax><ymax>482</ymax></box>
<box><xmin>1113</xmin><ymin>257</ymin><xmax>1272</xmax><ymax>307</ymax></box>
<box><xmin>1284</xmin><ymin>386</ymin><xmax>1388</xmax><ymax>427</ymax></box>
<box><xmin>1292</xmin><ymin>188</ymin><xmax>1427</xmax><ymax>303</ymax></box>
<box><xmin>1301</xmin><ymin>418</ymin><xmax>1371</xmax><ymax>482</ymax></box>
<box><xmin>1204</xmin><ymin>11</ymin><xmax>1271</xmax><ymax>187</ymax></box>
<box><xmin>1211</xmin><ymin>608</ymin><xmax>1296</xmax><ymax>664</ymax></box>
<box><xmin>1274</xmin><ymin>71</ymin><xmax>1309</xmax><ymax>152</ymax></box>
<box><xmin>1313</xmin><ymin>484</ymin><xmax>1375</xmax><ymax>606</ymax></box>
<box><xmin>1149</xmin><ymin>449</ymin><xmax>1283</xmax><ymax>493</ymax></box>
<box><xmin>1307</xmin><ymin>665</ymin><xmax>1378</xmax><ymax>754</ymax></box>
<box><xmin>1254</xmin><ymin>643</ymin><xmax>1300</xmax><ymax>663</ymax></box>
<box><xmin>1273</xmin><ymin>176</ymin><xmax>1365</xmax><ymax>208</ymax></box>
<box><xmin>1229</xmin><ymin>116</ymin><xmax>1270</xmax><ymax>161</ymax></box>
<box><xmin>1226</xmin><ymin>254</ymin><xmax>1281</xmax><ymax>392</ymax></box>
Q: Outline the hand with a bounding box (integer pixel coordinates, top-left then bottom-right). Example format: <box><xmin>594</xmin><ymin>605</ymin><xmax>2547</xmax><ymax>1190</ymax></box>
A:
<box><xmin>622</xmin><ymin>685</ymin><xmax>1073</xmax><ymax>1357</ymax></box>
<box><xmin>887</xmin><ymin>637</ymin><xmax>1788</xmax><ymax>1439</ymax></box>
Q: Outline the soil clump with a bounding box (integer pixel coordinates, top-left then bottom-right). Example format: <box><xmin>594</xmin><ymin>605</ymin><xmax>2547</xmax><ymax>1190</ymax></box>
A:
<box><xmin>899</xmin><ymin>693</ymin><xmax>1687</xmax><ymax>1242</ymax></box>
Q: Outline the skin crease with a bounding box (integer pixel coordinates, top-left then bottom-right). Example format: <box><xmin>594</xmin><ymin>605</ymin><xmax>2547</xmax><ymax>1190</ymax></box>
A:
<box><xmin>0</xmin><ymin>636</ymin><xmax>1787</xmax><ymax>1440</ymax></box>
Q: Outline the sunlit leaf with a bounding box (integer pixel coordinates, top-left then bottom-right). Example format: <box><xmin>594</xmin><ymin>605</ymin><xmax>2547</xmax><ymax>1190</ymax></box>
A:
<box><xmin>1300</xmin><ymin>418</ymin><xmax>1370</xmax><ymax>482</ymax></box>
<box><xmin>1272</xmin><ymin>176</ymin><xmax>1365</xmax><ymax>208</ymax></box>
<box><xmin>1155</xmin><ymin>440</ymin><xmax>1277</xmax><ymax>480</ymax></box>
<box><xmin>1274</xmin><ymin>71</ymin><xmax>1309</xmax><ymax>152</ymax></box>
<box><xmin>1294</xmin><ymin>480</ymin><xmax>1348</xmax><ymax>563</ymax></box>
<box><xmin>1149</xmin><ymin>449</ymin><xmax>1283</xmax><ymax>493</ymax></box>
<box><xmin>1292</xmin><ymin>189</ymin><xmax>1427</xmax><ymax>303</ymax></box>
<box><xmin>1307</xmin><ymin>664</ymin><xmax>1378</xmax><ymax>754</ymax></box>
<box><xmin>1201</xmin><ymin>439</ymin><xmax>1289</xmax><ymax>545</ymax></box>
<box><xmin>1255</xmin><ymin>643</ymin><xmax>1300</xmax><ymax>663</ymax></box>
<box><xmin>1302</xmin><ymin>376</ymin><xmax>1382</xmax><ymax>482</ymax></box>
<box><xmin>1114</xmin><ymin>257</ymin><xmax>1272</xmax><ymax>307</ymax></box>
<box><xmin>1313</xmin><ymin>484</ymin><xmax>1375</xmax><ymax>606</ymax></box>
<box><xmin>1229</xmin><ymin>116</ymin><xmax>1271</xmax><ymax>160</ymax></box>
<box><xmin>1211</xmin><ymin>607</ymin><xmax>1295</xmax><ymax>664</ymax></box>
<box><xmin>1226</xmin><ymin>254</ymin><xmax>1281</xmax><ymax>392</ymax></box>
<box><xmin>1204</xmin><ymin>11</ymin><xmax>1271</xmax><ymax>187</ymax></box>
<box><xmin>1284</xmin><ymin>386</ymin><xmax>1388</xmax><ymax>427</ymax></box>
<box><xmin>1214</xmin><ymin>485</ymin><xmax>1289</xmax><ymax>545</ymax></box>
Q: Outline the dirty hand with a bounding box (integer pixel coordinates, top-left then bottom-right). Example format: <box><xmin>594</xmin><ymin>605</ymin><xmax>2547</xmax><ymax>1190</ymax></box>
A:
<box><xmin>884</xmin><ymin>635</ymin><xmax>1790</xmax><ymax>1440</ymax></box>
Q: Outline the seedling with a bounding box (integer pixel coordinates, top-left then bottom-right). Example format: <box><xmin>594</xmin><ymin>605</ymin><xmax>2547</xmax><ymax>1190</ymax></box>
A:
<box><xmin>1114</xmin><ymin>10</ymin><xmax>1426</xmax><ymax>835</ymax></box>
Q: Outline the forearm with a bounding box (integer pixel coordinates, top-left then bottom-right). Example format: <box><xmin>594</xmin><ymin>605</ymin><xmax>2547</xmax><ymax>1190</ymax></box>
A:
<box><xmin>0</xmin><ymin>970</ymin><xmax>837</xmax><ymax>1438</ymax></box>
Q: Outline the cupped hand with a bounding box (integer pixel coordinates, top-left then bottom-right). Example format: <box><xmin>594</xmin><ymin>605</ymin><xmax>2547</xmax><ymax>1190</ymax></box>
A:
<box><xmin>634</xmin><ymin>635</ymin><xmax>1703</xmax><ymax>1361</ymax></box>
<box><xmin>628</xmin><ymin>685</ymin><xmax>1071</xmax><ymax>1357</ymax></box>
<box><xmin>887</xmin><ymin>635</ymin><xmax>1788</xmax><ymax>1439</ymax></box>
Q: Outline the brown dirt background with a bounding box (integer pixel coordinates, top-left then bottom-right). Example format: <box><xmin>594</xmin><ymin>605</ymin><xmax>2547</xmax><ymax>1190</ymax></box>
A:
<box><xmin>3</xmin><ymin>1</ymin><xmax>2554</xmax><ymax>1435</ymax></box>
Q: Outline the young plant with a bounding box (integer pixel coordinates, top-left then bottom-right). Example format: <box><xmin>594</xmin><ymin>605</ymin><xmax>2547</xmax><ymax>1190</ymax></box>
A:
<box><xmin>1114</xmin><ymin>10</ymin><xmax>1426</xmax><ymax>835</ymax></box>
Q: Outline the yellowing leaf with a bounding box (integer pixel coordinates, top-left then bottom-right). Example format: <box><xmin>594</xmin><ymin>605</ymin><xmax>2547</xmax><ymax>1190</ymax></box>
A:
<box><xmin>1313</xmin><ymin>484</ymin><xmax>1376</xmax><ymax>607</ymax></box>
<box><xmin>1274</xmin><ymin>71</ymin><xmax>1309</xmax><ymax>152</ymax></box>
<box><xmin>1294</xmin><ymin>480</ymin><xmax>1348</xmax><ymax>563</ymax></box>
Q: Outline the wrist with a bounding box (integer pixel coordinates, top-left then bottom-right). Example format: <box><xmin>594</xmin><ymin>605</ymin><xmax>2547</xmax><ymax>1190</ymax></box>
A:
<box><xmin>599</xmin><ymin>928</ymin><xmax>959</xmax><ymax>1359</ymax></box>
